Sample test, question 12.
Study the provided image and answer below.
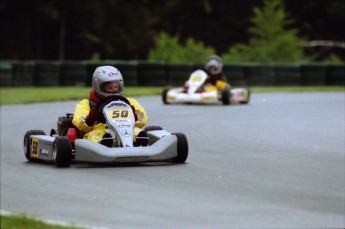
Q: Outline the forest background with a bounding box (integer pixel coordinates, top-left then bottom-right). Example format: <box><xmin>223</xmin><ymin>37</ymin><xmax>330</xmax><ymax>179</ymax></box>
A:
<box><xmin>0</xmin><ymin>0</ymin><xmax>344</xmax><ymax>63</ymax></box>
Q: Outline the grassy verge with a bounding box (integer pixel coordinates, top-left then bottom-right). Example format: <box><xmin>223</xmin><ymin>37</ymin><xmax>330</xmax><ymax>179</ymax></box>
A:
<box><xmin>0</xmin><ymin>86</ymin><xmax>344</xmax><ymax>105</ymax></box>
<box><xmin>0</xmin><ymin>86</ymin><xmax>162</xmax><ymax>105</ymax></box>
<box><xmin>1</xmin><ymin>214</ymin><xmax>84</xmax><ymax>229</ymax></box>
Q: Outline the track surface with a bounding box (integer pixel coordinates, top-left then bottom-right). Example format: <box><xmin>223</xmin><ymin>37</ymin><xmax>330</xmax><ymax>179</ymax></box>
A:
<box><xmin>1</xmin><ymin>93</ymin><xmax>344</xmax><ymax>228</ymax></box>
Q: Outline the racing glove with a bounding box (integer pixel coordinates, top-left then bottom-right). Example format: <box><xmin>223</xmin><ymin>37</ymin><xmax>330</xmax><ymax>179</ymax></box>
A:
<box><xmin>85</xmin><ymin>107</ymin><xmax>101</xmax><ymax>126</ymax></box>
<box><xmin>131</xmin><ymin>105</ymin><xmax>138</xmax><ymax>122</ymax></box>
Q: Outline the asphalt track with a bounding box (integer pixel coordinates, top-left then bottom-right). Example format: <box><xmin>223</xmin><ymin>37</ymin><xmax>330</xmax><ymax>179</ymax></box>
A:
<box><xmin>1</xmin><ymin>92</ymin><xmax>344</xmax><ymax>229</ymax></box>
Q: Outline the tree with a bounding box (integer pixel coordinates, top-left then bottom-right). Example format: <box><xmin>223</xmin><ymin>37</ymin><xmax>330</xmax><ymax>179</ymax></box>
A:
<box><xmin>1</xmin><ymin>0</ymin><xmax>343</xmax><ymax>61</ymax></box>
<box><xmin>148</xmin><ymin>32</ymin><xmax>215</xmax><ymax>63</ymax></box>
<box><xmin>222</xmin><ymin>0</ymin><xmax>306</xmax><ymax>63</ymax></box>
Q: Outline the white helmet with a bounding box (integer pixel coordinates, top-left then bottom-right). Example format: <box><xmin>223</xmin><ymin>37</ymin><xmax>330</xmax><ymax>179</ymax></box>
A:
<box><xmin>92</xmin><ymin>66</ymin><xmax>124</xmax><ymax>98</ymax></box>
<box><xmin>205</xmin><ymin>55</ymin><xmax>223</xmax><ymax>75</ymax></box>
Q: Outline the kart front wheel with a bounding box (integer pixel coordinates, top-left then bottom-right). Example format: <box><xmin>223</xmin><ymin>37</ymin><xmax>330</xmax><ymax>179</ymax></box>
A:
<box><xmin>171</xmin><ymin>133</ymin><xmax>188</xmax><ymax>163</ymax></box>
<box><xmin>52</xmin><ymin>136</ymin><xmax>72</xmax><ymax>167</ymax></box>
<box><xmin>23</xmin><ymin>129</ymin><xmax>46</xmax><ymax>162</ymax></box>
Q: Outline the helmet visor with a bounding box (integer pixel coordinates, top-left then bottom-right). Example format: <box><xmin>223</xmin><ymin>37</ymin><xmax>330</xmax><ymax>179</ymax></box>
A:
<box><xmin>100</xmin><ymin>80</ymin><xmax>123</xmax><ymax>94</ymax></box>
<box><xmin>206</xmin><ymin>59</ymin><xmax>221</xmax><ymax>74</ymax></box>
<box><xmin>208</xmin><ymin>66</ymin><xmax>220</xmax><ymax>75</ymax></box>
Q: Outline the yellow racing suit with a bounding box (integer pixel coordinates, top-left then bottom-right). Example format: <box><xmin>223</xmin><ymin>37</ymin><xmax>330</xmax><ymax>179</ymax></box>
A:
<box><xmin>205</xmin><ymin>72</ymin><xmax>230</xmax><ymax>92</ymax></box>
<box><xmin>72</xmin><ymin>98</ymin><xmax>148</xmax><ymax>143</ymax></box>
<box><xmin>204</xmin><ymin>80</ymin><xmax>229</xmax><ymax>92</ymax></box>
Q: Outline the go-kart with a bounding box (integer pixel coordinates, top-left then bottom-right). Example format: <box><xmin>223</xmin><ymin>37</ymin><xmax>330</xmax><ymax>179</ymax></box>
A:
<box><xmin>162</xmin><ymin>69</ymin><xmax>250</xmax><ymax>105</ymax></box>
<box><xmin>23</xmin><ymin>95</ymin><xmax>188</xmax><ymax>167</ymax></box>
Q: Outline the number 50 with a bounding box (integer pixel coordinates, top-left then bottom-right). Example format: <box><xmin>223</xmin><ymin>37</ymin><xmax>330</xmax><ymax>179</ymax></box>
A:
<box><xmin>112</xmin><ymin>110</ymin><xmax>129</xmax><ymax>118</ymax></box>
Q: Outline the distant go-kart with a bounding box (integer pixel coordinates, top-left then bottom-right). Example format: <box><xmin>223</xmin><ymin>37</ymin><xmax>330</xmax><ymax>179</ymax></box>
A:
<box><xmin>162</xmin><ymin>69</ymin><xmax>250</xmax><ymax>105</ymax></box>
<box><xmin>23</xmin><ymin>95</ymin><xmax>188</xmax><ymax>167</ymax></box>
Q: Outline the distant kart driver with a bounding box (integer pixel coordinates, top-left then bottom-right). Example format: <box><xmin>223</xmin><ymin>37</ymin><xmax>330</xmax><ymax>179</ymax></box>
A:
<box><xmin>183</xmin><ymin>55</ymin><xmax>231</xmax><ymax>93</ymax></box>
<box><xmin>204</xmin><ymin>55</ymin><xmax>231</xmax><ymax>92</ymax></box>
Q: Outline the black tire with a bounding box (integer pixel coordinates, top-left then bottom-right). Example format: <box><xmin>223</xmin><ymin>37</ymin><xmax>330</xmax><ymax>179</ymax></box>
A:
<box><xmin>143</xmin><ymin>126</ymin><xmax>163</xmax><ymax>132</ymax></box>
<box><xmin>23</xmin><ymin>129</ymin><xmax>46</xmax><ymax>161</ymax></box>
<box><xmin>57</xmin><ymin>115</ymin><xmax>74</xmax><ymax>136</ymax></box>
<box><xmin>221</xmin><ymin>89</ymin><xmax>231</xmax><ymax>105</ymax></box>
<box><xmin>171</xmin><ymin>133</ymin><xmax>188</xmax><ymax>163</ymax></box>
<box><xmin>52</xmin><ymin>136</ymin><xmax>72</xmax><ymax>167</ymax></box>
<box><xmin>162</xmin><ymin>88</ymin><xmax>170</xmax><ymax>104</ymax></box>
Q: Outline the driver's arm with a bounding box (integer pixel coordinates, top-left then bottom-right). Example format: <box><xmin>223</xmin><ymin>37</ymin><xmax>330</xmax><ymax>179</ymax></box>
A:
<box><xmin>72</xmin><ymin>99</ymin><xmax>94</xmax><ymax>133</ymax></box>
<box><xmin>128</xmin><ymin>98</ymin><xmax>148</xmax><ymax>128</ymax></box>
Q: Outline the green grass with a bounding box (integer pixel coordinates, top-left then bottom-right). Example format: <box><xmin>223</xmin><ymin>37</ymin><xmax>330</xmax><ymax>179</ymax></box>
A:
<box><xmin>0</xmin><ymin>86</ymin><xmax>344</xmax><ymax>105</ymax></box>
<box><xmin>0</xmin><ymin>86</ymin><xmax>162</xmax><ymax>105</ymax></box>
<box><xmin>1</xmin><ymin>214</ymin><xmax>85</xmax><ymax>229</ymax></box>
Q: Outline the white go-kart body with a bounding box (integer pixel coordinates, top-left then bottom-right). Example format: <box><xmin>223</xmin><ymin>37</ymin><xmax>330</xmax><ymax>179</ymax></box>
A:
<box><xmin>162</xmin><ymin>69</ymin><xmax>250</xmax><ymax>105</ymax></box>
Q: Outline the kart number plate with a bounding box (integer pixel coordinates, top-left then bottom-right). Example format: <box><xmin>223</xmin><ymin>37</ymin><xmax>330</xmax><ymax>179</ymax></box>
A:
<box><xmin>108</xmin><ymin>109</ymin><xmax>131</xmax><ymax>120</ymax></box>
<box><xmin>32</xmin><ymin>138</ymin><xmax>39</xmax><ymax>157</ymax></box>
<box><xmin>191</xmin><ymin>75</ymin><xmax>203</xmax><ymax>82</ymax></box>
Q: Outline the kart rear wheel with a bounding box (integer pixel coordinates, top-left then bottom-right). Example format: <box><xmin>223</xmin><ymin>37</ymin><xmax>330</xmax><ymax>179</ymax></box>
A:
<box><xmin>52</xmin><ymin>136</ymin><xmax>72</xmax><ymax>167</ymax></box>
<box><xmin>144</xmin><ymin>126</ymin><xmax>163</xmax><ymax>132</ymax></box>
<box><xmin>221</xmin><ymin>89</ymin><xmax>231</xmax><ymax>105</ymax></box>
<box><xmin>23</xmin><ymin>129</ymin><xmax>46</xmax><ymax>162</ymax></box>
<box><xmin>171</xmin><ymin>133</ymin><xmax>188</xmax><ymax>163</ymax></box>
<box><xmin>162</xmin><ymin>88</ymin><xmax>170</xmax><ymax>104</ymax></box>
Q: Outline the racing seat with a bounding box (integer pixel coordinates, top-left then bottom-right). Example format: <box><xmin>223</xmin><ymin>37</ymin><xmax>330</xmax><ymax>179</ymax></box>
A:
<box><xmin>56</xmin><ymin>113</ymin><xmax>83</xmax><ymax>144</ymax></box>
<box><xmin>57</xmin><ymin>113</ymin><xmax>75</xmax><ymax>136</ymax></box>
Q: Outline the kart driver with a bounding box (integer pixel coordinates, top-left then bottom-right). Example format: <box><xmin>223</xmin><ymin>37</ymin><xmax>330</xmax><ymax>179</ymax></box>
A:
<box><xmin>204</xmin><ymin>55</ymin><xmax>231</xmax><ymax>91</ymax></box>
<box><xmin>182</xmin><ymin>54</ymin><xmax>230</xmax><ymax>93</ymax></box>
<box><xmin>72</xmin><ymin>65</ymin><xmax>148</xmax><ymax>147</ymax></box>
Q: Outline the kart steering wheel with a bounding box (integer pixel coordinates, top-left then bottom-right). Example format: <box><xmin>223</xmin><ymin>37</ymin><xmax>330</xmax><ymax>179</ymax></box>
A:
<box><xmin>96</xmin><ymin>95</ymin><xmax>131</xmax><ymax>109</ymax></box>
